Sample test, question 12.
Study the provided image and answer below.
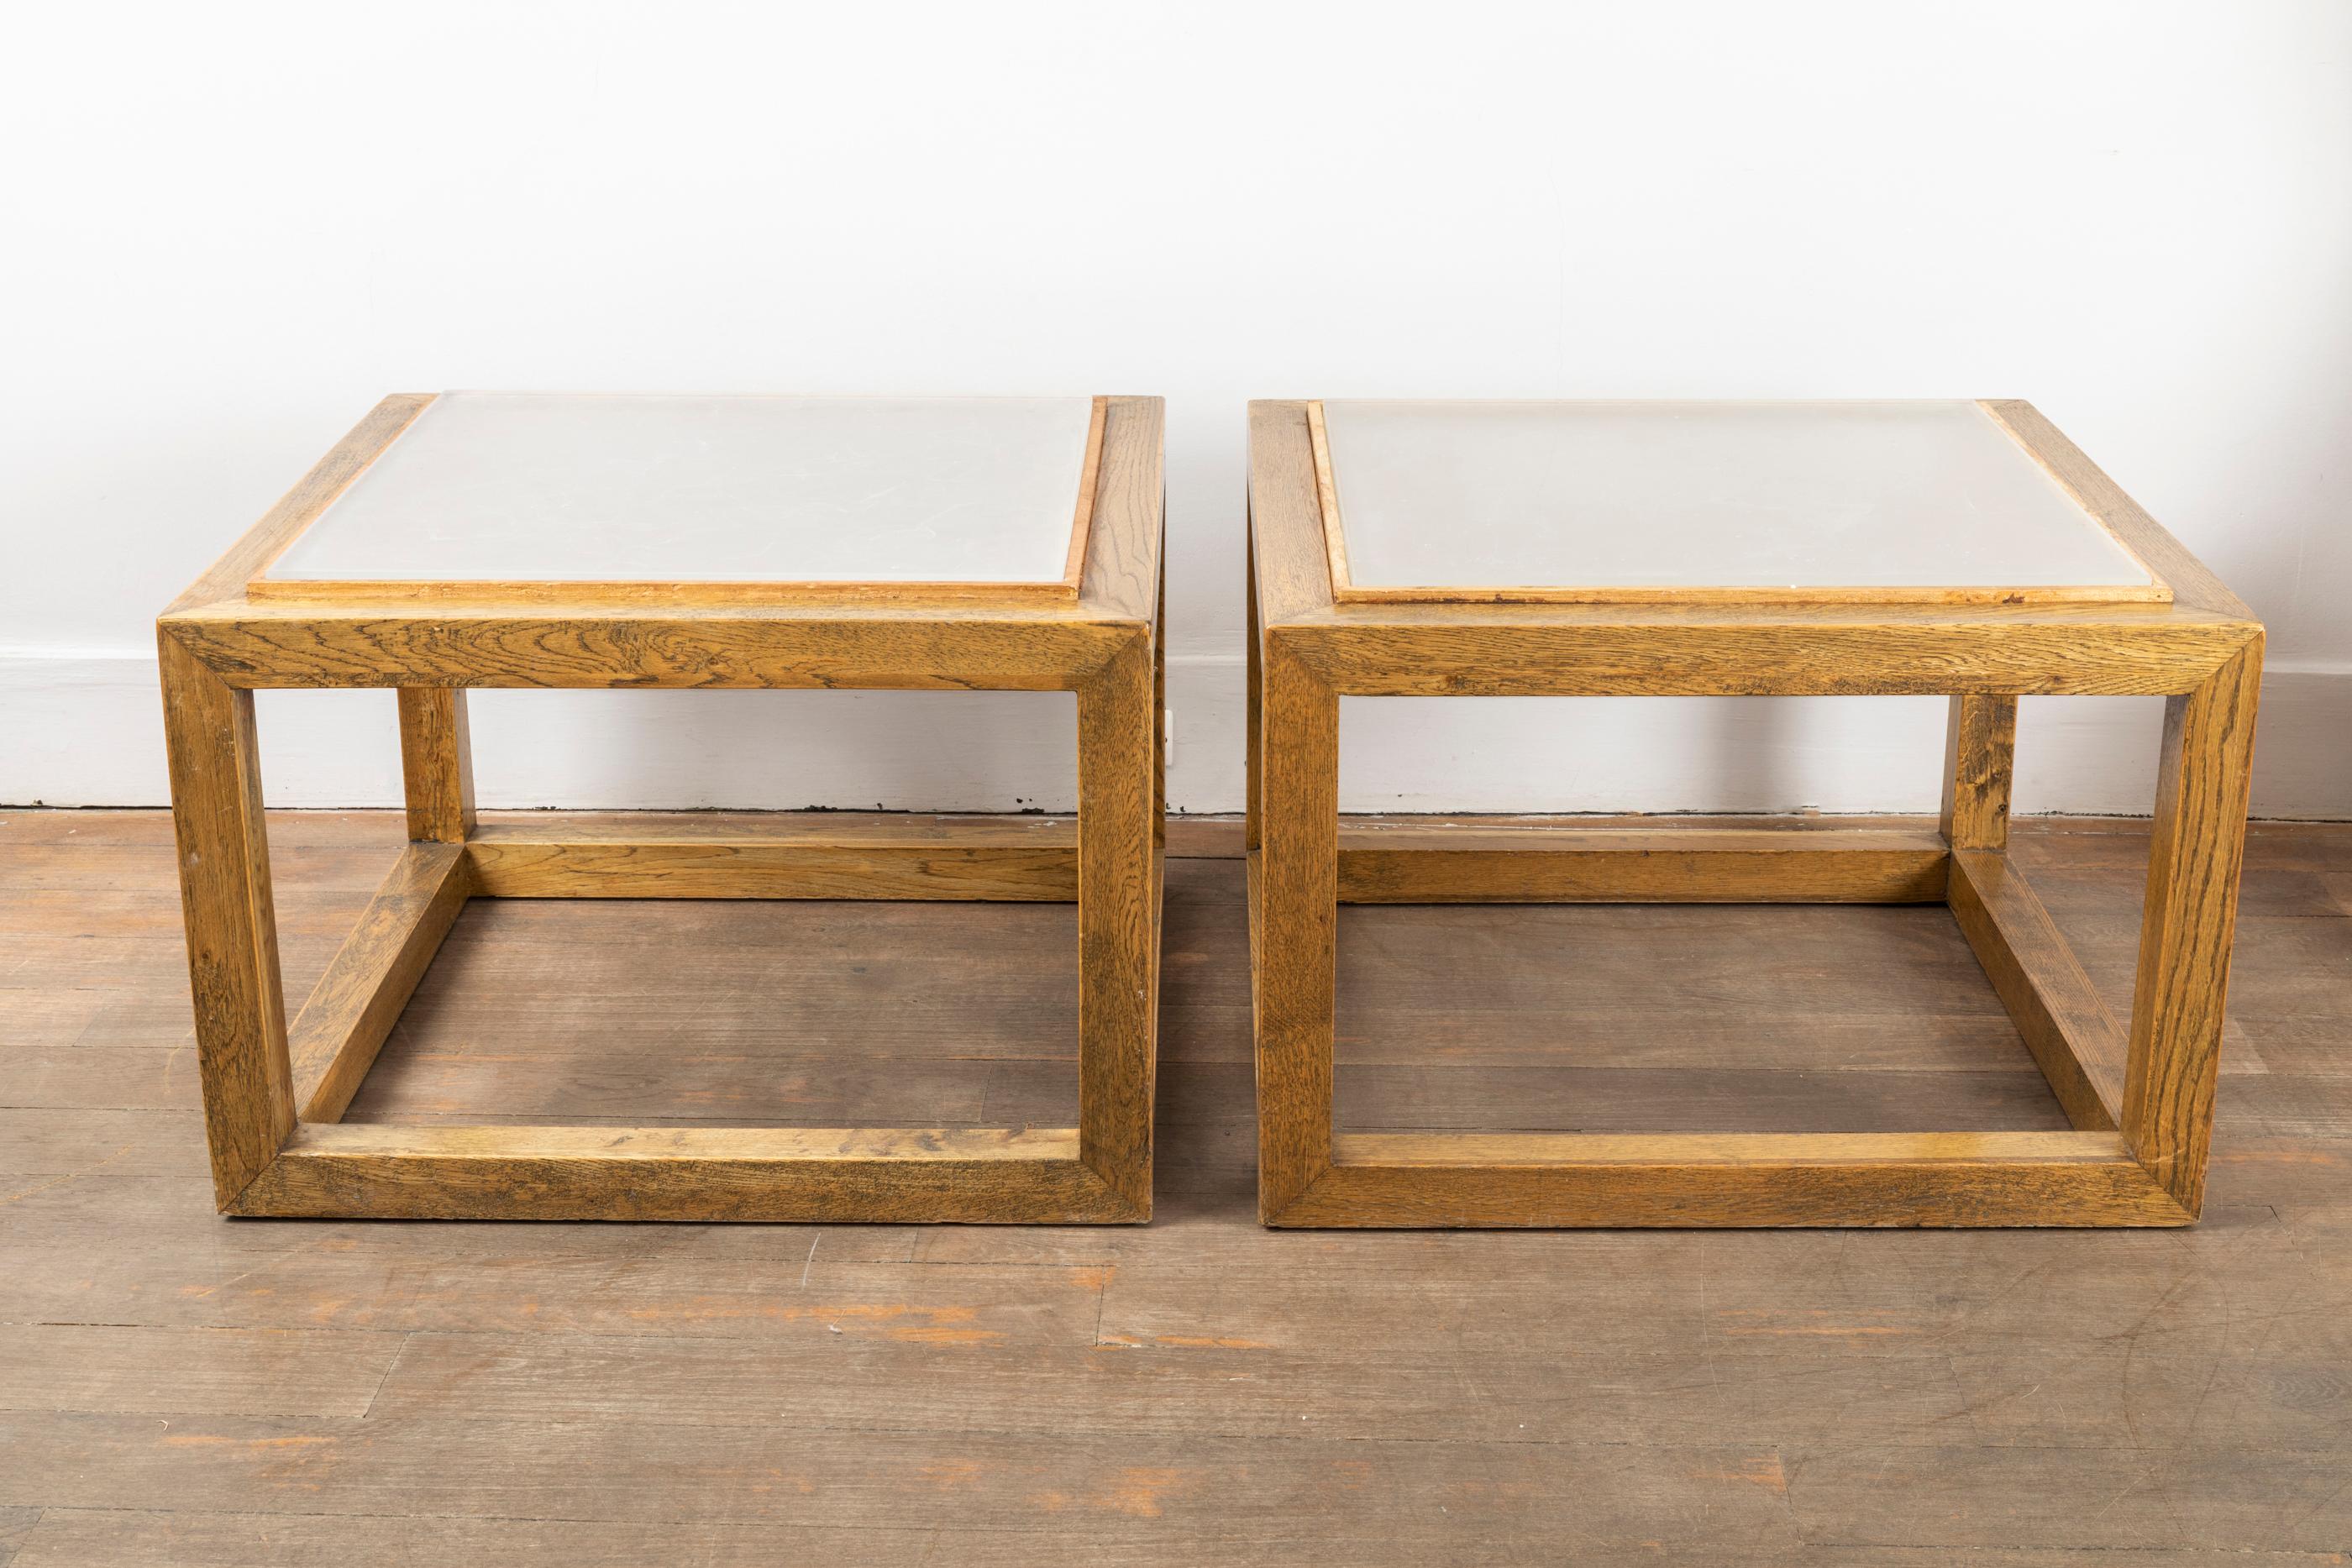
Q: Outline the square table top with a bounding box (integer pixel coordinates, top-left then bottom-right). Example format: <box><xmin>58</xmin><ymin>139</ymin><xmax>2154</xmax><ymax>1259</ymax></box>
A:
<box><xmin>1310</xmin><ymin>400</ymin><xmax>2167</xmax><ymax>605</ymax></box>
<box><xmin>255</xmin><ymin>392</ymin><xmax>1104</xmax><ymax>599</ymax></box>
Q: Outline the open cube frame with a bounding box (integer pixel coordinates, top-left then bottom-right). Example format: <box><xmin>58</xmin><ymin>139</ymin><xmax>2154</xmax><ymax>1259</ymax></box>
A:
<box><xmin>160</xmin><ymin>394</ymin><xmax>1166</xmax><ymax>1224</ymax></box>
<box><xmin>1245</xmin><ymin>398</ymin><xmax>2263</xmax><ymax>1229</ymax></box>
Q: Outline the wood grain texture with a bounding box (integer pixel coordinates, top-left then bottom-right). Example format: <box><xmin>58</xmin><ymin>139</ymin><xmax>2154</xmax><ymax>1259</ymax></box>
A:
<box><xmin>1982</xmin><ymin>399</ymin><xmax>2254</xmax><ymax>620</ymax></box>
<box><xmin>158</xmin><ymin>393</ymin><xmax>1165</xmax><ymax>1225</ymax></box>
<box><xmin>1281</xmin><ymin>613</ymin><xmax>2252</xmax><ymax>699</ymax></box>
<box><xmin>155</xmin><ymin>633</ymin><xmax>293</xmax><ymax>1205</ymax></box>
<box><xmin>160</xmin><ymin>610</ymin><xmax>1129</xmax><ymax>693</ymax></box>
<box><xmin>231</xmin><ymin>1125</ymin><xmax>1138</xmax><ymax>1223</ymax></box>
<box><xmin>1243</xmin><ymin>402</ymin><xmax>2260</xmax><ymax>700</ymax></box>
<box><xmin>465</xmin><ymin>818</ymin><xmax>1080</xmax><ymax>900</ymax></box>
<box><xmin>1947</xmin><ymin>848</ymin><xmax>2125</xmax><ymax>1131</ymax></box>
<box><xmin>1247</xmin><ymin>403</ymin><xmax>1338</xmax><ymax>623</ymax></box>
<box><xmin>1252</xmin><ymin>642</ymin><xmax>1339</xmax><ymax>1220</ymax></box>
<box><xmin>1077</xmin><ymin>396</ymin><xmax>1165</xmax><ymax>625</ymax></box>
<box><xmin>2124</xmin><ymin>637</ymin><xmax>2264</xmax><ymax>1213</ymax></box>
<box><xmin>1940</xmin><ymin>695</ymin><xmax>2016</xmax><ymax>852</ymax></box>
<box><xmin>1335</xmin><ymin>825</ymin><xmax>1950</xmax><ymax>904</ymax></box>
<box><xmin>1247</xmin><ymin>396</ymin><xmax>2263</xmax><ymax>1230</ymax></box>
<box><xmin>1279</xmin><ymin>1132</ymin><xmax>2190</xmax><ymax>1227</ymax></box>
<box><xmin>397</xmin><ymin>687</ymin><xmax>475</xmax><ymax>842</ymax></box>
<box><xmin>285</xmin><ymin>842</ymin><xmax>469</xmax><ymax>1123</ymax></box>
<box><xmin>1077</xmin><ymin>632</ymin><xmax>1161</xmax><ymax>1214</ymax></box>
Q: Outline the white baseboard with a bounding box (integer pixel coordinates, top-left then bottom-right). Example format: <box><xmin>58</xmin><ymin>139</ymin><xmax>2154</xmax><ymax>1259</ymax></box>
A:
<box><xmin>4</xmin><ymin>648</ymin><xmax>2345</xmax><ymax>819</ymax></box>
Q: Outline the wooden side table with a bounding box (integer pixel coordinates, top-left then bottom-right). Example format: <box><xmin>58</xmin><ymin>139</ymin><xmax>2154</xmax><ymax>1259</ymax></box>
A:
<box><xmin>1246</xmin><ymin>399</ymin><xmax>2261</xmax><ymax>1228</ymax></box>
<box><xmin>161</xmin><ymin>392</ymin><xmax>1164</xmax><ymax>1223</ymax></box>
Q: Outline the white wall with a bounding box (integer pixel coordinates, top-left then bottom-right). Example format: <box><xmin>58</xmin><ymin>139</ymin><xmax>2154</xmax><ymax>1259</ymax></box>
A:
<box><xmin>4</xmin><ymin>1</ymin><xmax>2348</xmax><ymax>817</ymax></box>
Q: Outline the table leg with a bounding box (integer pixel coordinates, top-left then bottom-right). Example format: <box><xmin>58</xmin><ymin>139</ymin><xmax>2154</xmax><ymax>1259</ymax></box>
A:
<box><xmin>160</xmin><ymin>631</ymin><xmax>293</xmax><ymax>1205</ymax></box>
<box><xmin>397</xmin><ymin>687</ymin><xmax>475</xmax><ymax>843</ymax></box>
<box><xmin>1255</xmin><ymin>637</ymin><xmax>1338</xmax><ymax>1220</ymax></box>
<box><xmin>2124</xmin><ymin>640</ymin><xmax>2263</xmax><ymax>1214</ymax></box>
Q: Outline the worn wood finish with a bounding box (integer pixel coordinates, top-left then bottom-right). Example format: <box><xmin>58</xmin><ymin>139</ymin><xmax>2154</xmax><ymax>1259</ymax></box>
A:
<box><xmin>1077</xmin><ymin>396</ymin><xmax>1166</xmax><ymax>625</ymax></box>
<box><xmin>1283</xmin><ymin>612</ymin><xmax>2250</xmax><ymax>700</ymax></box>
<box><xmin>285</xmin><ymin>842</ymin><xmax>470</xmax><ymax>1123</ymax></box>
<box><xmin>465</xmin><ymin>818</ymin><xmax>1080</xmax><ymax>900</ymax></box>
<box><xmin>161</xmin><ymin>610</ymin><xmax>1129</xmax><ymax>694</ymax></box>
<box><xmin>1947</xmin><ymin>848</ymin><xmax>2125</xmax><ymax>1131</ymax></box>
<box><xmin>1273</xmin><ymin>1132</ymin><xmax>2190</xmax><ymax>1228</ymax></box>
<box><xmin>2123</xmin><ymin>639</ymin><xmax>2264</xmax><ymax>1214</ymax></box>
<box><xmin>1335</xmin><ymin>825</ymin><xmax>1950</xmax><ymax>904</ymax></box>
<box><xmin>1247</xmin><ymin>403</ymin><xmax>1339</xmax><ymax>622</ymax></box>
<box><xmin>160</xmin><ymin>398</ymin><xmax>1165</xmax><ymax>697</ymax></box>
<box><xmin>1940</xmin><ymin>694</ymin><xmax>2016</xmax><ymax>852</ymax></box>
<box><xmin>157</xmin><ymin>395</ymin><xmax>1165</xmax><ymax>1225</ymax></box>
<box><xmin>156</xmin><ymin>632</ymin><xmax>294</xmax><ymax>1207</ymax></box>
<box><xmin>1077</xmin><ymin>632</ymin><xmax>1161</xmax><ymax>1214</ymax></box>
<box><xmin>397</xmin><ymin>687</ymin><xmax>475</xmax><ymax>843</ymax></box>
<box><xmin>1248</xmin><ymin>396</ymin><xmax>2265</xmax><ymax>1228</ymax></box>
<box><xmin>1252</xmin><ymin>646</ymin><xmax>1339</xmax><ymax>1221</ymax></box>
<box><xmin>232</xmin><ymin>1125</ymin><xmax>1137</xmax><ymax>1223</ymax></box>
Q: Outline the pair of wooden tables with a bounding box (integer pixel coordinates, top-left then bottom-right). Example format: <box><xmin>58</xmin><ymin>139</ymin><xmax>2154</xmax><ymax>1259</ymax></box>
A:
<box><xmin>160</xmin><ymin>394</ymin><xmax>2260</xmax><ymax>1229</ymax></box>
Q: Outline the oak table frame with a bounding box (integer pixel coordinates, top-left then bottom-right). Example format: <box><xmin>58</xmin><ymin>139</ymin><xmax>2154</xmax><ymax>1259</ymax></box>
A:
<box><xmin>1246</xmin><ymin>398</ymin><xmax>2262</xmax><ymax>1228</ymax></box>
<box><xmin>161</xmin><ymin>393</ymin><xmax>1165</xmax><ymax>1224</ymax></box>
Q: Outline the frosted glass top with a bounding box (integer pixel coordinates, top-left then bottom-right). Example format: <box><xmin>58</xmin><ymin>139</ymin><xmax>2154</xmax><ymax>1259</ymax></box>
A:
<box><xmin>1318</xmin><ymin>401</ymin><xmax>2156</xmax><ymax>594</ymax></box>
<box><xmin>268</xmin><ymin>393</ymin><xmax>1098</xmax><ymax>585</ymax></box>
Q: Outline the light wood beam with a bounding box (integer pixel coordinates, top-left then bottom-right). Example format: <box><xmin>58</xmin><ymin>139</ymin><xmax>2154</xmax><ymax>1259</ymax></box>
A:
<box><xmin>286</xmin><ymin>842</ymin><xmax>471</xmax><ymax>1123</ymax></box>
<box><xmin>1947</xmin><ymin>849</ymin><xmax>2125</xmax><ymax>1131</ymax></box>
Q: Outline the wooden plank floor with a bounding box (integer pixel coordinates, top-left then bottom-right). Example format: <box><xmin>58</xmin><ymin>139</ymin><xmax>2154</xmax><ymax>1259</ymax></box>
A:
<box><xmin>2</xmin><ymin>809</ymin><xmax>2349</xmax><ymax>1565</ymax></box>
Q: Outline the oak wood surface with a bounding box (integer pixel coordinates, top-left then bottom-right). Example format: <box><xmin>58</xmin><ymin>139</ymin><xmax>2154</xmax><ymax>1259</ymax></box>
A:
<box><xmin>2124</xmin><ymin>639</ymin><xmax>2265</xmax><ymax>1213</ymax></box>
<box><xmin>1948</xmin><ymin>848</ymin><xmax>2127</xmax><ymax>1130</ymax></box>
<box><xmin>1249</xmin><ymin>647</ymin><xmax>1338</xmax><ymax>1221</ymax></box>
<box><xmin>159</xmin><ymin>397</ymin><xmax>1164</xmax><ymax>696</ymax></box>
<box><xmin>155</xmin><ymin>634</ymin><xmax>292</xmax><ymax>1205</ymax></box>
<box><xmin>1335</xmin><ymin>824</ymin><xmax>1950</xmax><ymax>904</ymax></box>
<box><xmin>1077</xmin><ymin>634</ymin><xmax>1161</xmax><ymax>1214</ymax></box>
<box><xmin>463</xmin><ymin>818</ymin><xmax>1081</xmax><ymax>900</ymax></box>
<box><xmin>1940</xmin><ymin>694</ymin><xmax>2017</xmax><ymax>852</ymax></box>
<box><xmin>396</xmin><ymin>688</ymin><xmax>475</xmax><ymax>842</ymax></box>
<box><xmin>158</xmin><ymin>396</ymin><xmax>1164</xmax><ymax>1225</ymax></box>
<box><xmin>1280</xmin><ymin>1130</ymin><xmax>2190</xmax><ymax>1228</ymax></box>
<box><xmin>1251</xmin><ymin>400</ymin><xmax>2259</xmax><ymax>699</ymax></box>
<box><xmin>284</xmin><ymin>842</ymin><xmax>469</xmax><ymax>1122</ymax></box>
<box><xmin>6</xmin><ymin>810</ymin><xmax>2349</xmax><ymax>1561</ymax></box>
<box><xmin>231</xmin><ymin>1124</ymin><xmax>1137</xmax><ymax>1223</ymax></box>
<box><xmin>1248</xmin><ymin>396</ymin><xmax>2262</xmax><ymax>1228</ymax></box>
